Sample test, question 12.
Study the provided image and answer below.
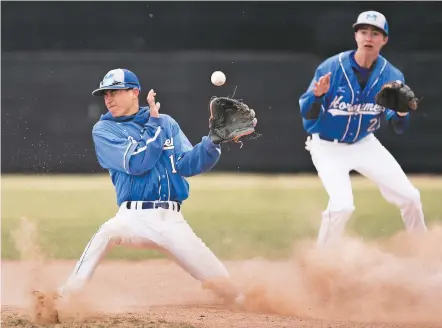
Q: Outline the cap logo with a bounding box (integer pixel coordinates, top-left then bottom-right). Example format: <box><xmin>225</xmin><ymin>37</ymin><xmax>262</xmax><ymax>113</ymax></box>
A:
<box><xmin>100</xmin><ymin>70</ymin><xmax>125</xmax><ymax>88</ymax></box>
<box><xmin>366</xmin><ymin>13</ymin><xmax>378</xmax><ymax>21</ymax></box>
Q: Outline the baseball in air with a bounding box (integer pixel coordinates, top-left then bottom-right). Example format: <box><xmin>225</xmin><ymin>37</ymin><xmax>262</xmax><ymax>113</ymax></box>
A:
<box><xmin>211</xmin><ymin>71</ymin><xmax>226</xmax><ymax>86</ymax></box>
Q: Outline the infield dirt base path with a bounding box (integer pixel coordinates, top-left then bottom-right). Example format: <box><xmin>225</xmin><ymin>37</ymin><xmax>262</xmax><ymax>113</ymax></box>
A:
<box><xmin>2</xmin><ymin>259</ymin><xmax>441</xmax><ymax>328</ymax></box>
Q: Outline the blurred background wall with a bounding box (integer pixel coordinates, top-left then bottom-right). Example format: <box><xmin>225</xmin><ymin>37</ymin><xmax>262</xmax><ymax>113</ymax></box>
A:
<box><xmin>2</xmin><ymin>1</ymin><xmax>442</xmax><ymax>174</ymax></box>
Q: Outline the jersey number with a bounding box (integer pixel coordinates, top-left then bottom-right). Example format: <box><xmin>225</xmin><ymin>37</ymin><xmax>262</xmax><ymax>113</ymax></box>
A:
<box><xmin>367</xmin><ymin>118</ymin><xmax>380</xmax><ymax>132</ymax></box>
<box><xmin>169</xmin><ymin>155</ymin><xmax>177</xmax><ymax>174</ymax></box>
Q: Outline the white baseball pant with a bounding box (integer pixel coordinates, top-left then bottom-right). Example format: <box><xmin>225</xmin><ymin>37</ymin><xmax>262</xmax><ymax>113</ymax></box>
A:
<box><xmin>59</xmin><ymin>202</ymin><xmax>232</xmax><ymax>296</ymax></box>
<box><xmin>306</xmin><ymin>133</ymin><xmax>427</xmax><ymax>246</ymax></box>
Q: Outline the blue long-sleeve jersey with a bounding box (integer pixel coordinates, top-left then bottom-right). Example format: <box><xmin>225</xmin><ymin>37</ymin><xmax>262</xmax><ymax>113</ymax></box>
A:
<box><xmin>299</xmin><ymin>50</ymin><xmax>411</xmax><ymax>143</ymax></box>
<box><xmin>92</xmin><ymin>107</ymin><xmax>221</xmax><ymax>206</ymax></box>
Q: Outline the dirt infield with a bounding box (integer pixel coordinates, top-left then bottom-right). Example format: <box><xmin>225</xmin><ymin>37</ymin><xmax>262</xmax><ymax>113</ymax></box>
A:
<box><xmin>2</xmin><ymin>255</ymin><xmax>442</xmax><ymax>328</ymax></box>
<box><xmin>3</xmin><ymin>218</ymin><xmax>442</xmax><ymax>328</ymax></box>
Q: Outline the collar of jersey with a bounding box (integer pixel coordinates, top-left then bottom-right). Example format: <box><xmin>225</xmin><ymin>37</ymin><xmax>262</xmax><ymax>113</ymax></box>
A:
<box><xmin>350</xmin><ymin>50</ymin><xmax>377</xmax><ymax>73</ymax></box>
<box><xmin>100</xmin><ymin>106</ymin><xmax>150</xmax><ymax>126</ymax></box>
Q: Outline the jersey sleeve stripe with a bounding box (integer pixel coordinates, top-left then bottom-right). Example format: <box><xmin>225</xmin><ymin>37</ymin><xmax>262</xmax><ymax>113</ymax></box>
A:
<box><xmin>132</xmin><ymin>126</ymin><xmax>162</xmax><ymax>155</ymax></box>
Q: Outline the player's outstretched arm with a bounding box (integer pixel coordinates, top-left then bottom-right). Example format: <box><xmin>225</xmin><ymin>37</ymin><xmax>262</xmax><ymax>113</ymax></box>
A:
<box><xmin>172</xmin><ymin>96</ymin><xmax>258</xmax><ymax>177</ymax></box>
<box><xmin>174</xmin><ymin>129</ymin><xmax>221</xmax><ymax>178</ymax></box>
<box><xmin>92</xmin><ymin>117</ymin><xmax>167</xmax><ymax>175</ymax></box>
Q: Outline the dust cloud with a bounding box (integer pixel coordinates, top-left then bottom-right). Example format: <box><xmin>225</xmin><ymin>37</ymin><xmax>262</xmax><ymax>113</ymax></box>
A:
<box><xmin>236</xmin><ymin>226</ymin><xmax>442</xmax><ymax>324</ymax></box>
<box><xmin>7</xmin><ymin>217</ymin><xmax>442</xmax><ymax>326</ymax></box>
<box><xmin>10</xmin><ymin>217</ymin><xmax>92</xmax><ymax>323</ymax></box>
<box><xmin>10</xmin><ymin>217</ymin><xmax>54</xmax><ymax>294</ymax></box>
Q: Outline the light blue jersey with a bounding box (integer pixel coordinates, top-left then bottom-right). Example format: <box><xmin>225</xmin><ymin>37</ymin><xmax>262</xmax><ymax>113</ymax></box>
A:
<box><xmin>92</xmin><ymin>107</ymin><xmax>221</xmax><ymax>205</ymax></box>
<box><xmin>299</xmin><ymin>50</ymin><xmax>410</xmax><ymax>143</ymax></box>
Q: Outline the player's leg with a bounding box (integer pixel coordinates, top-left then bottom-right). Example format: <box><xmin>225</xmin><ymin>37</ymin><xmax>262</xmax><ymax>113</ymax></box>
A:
<box><xmin>59</xmin><ymin>208</ymin><xmax>158</xmax><ymax>296</ymax></box>
<box><xmin>59</xmin><ymin>216</ymin><xmax>123</xmax><ymax>295</ymax></box>
<box><xmin>34</xmin><ymin>212</ymin><xmax>143</xmax><ymax>322</ymax></box>
<box><xmin>154</xmin><ymin>210</ymin><xmax>243</xmax><ymax>304</ymax></box>
<box><xmin>308</xmin><ymin>136</ymin><xmax>356</xmax><ymax>246</ymax></box>
<box><xmin>354</xmin><ymin>135</ymin><xmax>427</xmax><ymax>232</ymax></box>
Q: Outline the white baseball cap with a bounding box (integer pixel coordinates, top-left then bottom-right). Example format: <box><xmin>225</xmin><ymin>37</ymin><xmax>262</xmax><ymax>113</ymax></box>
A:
<box><xmin>353</xmin><ymin>11</ymin><xmax>389</xmax><ymax>36</ymax></box>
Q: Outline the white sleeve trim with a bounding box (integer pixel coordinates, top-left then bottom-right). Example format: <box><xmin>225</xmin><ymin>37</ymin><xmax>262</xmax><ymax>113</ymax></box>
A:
<box><xmin>132</xmin><ymin>127</ymin><xmax>162</xmax><ymax>155</ymax></box>
<box><xmin>123</xmin><ymin>136</ymin><xmax>137</xmax><ymax>173</ymax></box>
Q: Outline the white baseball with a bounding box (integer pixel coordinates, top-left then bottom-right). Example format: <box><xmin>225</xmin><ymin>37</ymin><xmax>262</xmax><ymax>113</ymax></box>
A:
<box><xmin>211</xmin><ymin>71</ymin><xmax>226</xmax><ymax>86</ymax></box>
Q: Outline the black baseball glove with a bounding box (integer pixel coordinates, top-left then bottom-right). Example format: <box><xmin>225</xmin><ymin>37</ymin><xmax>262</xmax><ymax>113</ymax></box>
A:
<box><xmin>375</xmin><ymin>81</ymin><xmax>420</xmax><ymax>113</ymax></box>
<box><xmin>208</xmin><ymin>97</ymin><xmax>258</xmax><ymax>144</ymax></box>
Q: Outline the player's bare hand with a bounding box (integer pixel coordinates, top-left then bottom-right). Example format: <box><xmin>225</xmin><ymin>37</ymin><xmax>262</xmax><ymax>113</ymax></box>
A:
<box><xmin>147</xmin><ymin>89</ymin><xmax>160</xmax><ymax>118</ymax></box>
<box><xmin>314</xmin><ymin>72</ymin><xmax>331</xmax><ymax>97</ymax></box>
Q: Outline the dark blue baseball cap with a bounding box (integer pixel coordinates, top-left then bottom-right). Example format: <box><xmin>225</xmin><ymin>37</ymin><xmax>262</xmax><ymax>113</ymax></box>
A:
<box><xmin>92</xmin><ymin>68</ymin><xmax>141</xmax><ymax>96</ymax></box>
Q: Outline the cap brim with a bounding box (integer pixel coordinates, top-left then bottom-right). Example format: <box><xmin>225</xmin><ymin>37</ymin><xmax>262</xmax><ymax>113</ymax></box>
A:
<box><xmin>353</xmin><ymin>22</ymin><xmax>387</xmax><ymax>35</ymax></box>
<box><xmin>91</xmin><ymin>85</ymin><xmax>131</xmax><ymax>96</ymax></box>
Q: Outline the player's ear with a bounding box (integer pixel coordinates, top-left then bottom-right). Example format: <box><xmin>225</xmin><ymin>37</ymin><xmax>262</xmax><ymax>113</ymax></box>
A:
<box><xmin>132</xmin><ymin>88</ymin><xmax>140</xmax><ymax>98</ymax></box>
<box><xmin>382</xmin><ymin>36</ymin><xmax>388</xmax><ymax>46</ymax></box>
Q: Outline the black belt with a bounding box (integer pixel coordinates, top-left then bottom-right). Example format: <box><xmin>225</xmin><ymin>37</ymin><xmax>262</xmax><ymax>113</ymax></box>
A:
<box><xmin>125</xmin><ymin>201</ymin><xmax>181</xmax><ymax>212</ymax></box>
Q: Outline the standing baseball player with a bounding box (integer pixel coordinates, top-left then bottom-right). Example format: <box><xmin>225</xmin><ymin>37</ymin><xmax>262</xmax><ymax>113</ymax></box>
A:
<box><xmin>53</xmin><ymin>69</ymin><xmax>257</xmax><ymax>308</ymax></box>
<box><xmin>299</xmin><ymin>11</ymin><xmax>427</xmax><ymax>246</ymax></box>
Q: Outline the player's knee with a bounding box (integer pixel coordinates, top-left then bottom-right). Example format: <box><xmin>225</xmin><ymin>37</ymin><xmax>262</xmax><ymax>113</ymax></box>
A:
<box><xmin>401</xmin><ymin>187</ymin><xmax>421</xmax><ymax>207</ymax></box>
<box><xmin>341</xmin><ymin>207</ymin><xmax>355</xmax><ymax>216</ymax></box>
<box><xmin>327</xmin><ymin>202</ymin><xmax>355</xmax><ymax>216</ymax></box>
<box><xmin>323</xmin><ymin>206</ymin><xmax>354</xmax><ymax>223</ymax></box>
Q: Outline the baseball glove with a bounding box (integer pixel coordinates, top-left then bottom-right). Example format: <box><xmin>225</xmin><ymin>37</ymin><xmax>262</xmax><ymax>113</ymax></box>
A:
<box><xmin>208</xmin><ymin>96</ymin><xmax>257</xmax><ymax>144</ymax></box>
<box><xmin>375</xmin><ymin>81</ymin><xmax>420</xmax><ymax>113</ymax></box>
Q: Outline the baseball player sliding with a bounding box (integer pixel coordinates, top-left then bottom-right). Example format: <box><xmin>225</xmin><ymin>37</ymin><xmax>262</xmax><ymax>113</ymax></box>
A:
<box><xmin>34</xmin><ymin>68</ymin><xmax>257</xmax><ymax>322</ymax></box>
<box><xmin>299</xmin><ymin>11</ymin><xmax>427</xmax><ymax>246</ymax></box>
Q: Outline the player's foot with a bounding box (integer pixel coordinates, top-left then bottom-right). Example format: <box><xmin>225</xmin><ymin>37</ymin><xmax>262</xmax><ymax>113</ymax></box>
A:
<box><xmin>201</xmin><ymin>277</ymin><xmax>246</xmax><ymax>307</ymax></box>
<box><xmin>32</xmin><ymin>290</ymin><xmax>61</xmax><ymax>324</ymax></box>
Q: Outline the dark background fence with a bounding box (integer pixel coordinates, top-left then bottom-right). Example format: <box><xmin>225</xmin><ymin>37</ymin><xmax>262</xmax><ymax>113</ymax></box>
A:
<box><xmin>2</xmin><ymin>1</ymin><xmax>442</xmax><ymax>174</ymax></box>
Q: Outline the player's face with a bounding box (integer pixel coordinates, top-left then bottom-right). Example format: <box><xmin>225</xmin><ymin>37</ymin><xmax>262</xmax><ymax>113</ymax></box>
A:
<box><xmin>103</xmin><ymin>89</ymin><xmax>139</xmax><ymax>117</ymax></box>
<box><xmin>355</xmin><ymin>26</ymin><xmax>388</xmax><ymax>55</ymax></box>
